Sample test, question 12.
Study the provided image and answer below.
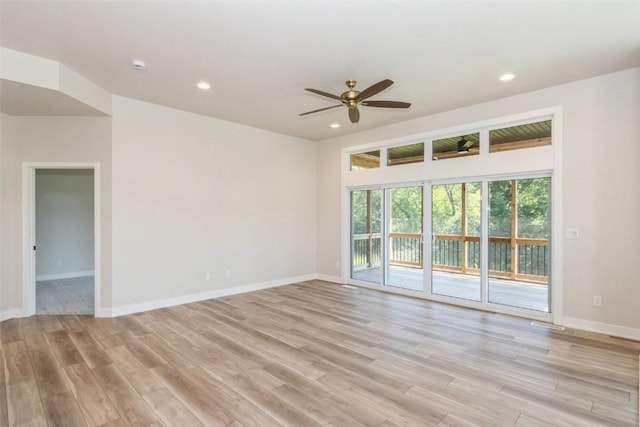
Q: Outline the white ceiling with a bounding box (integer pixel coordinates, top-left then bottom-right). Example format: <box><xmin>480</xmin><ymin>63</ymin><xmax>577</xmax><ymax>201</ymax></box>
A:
<box><xmin>1</xmin><ymin>1</ymin><xmax>639</xmax><ymax>141</ymax></box>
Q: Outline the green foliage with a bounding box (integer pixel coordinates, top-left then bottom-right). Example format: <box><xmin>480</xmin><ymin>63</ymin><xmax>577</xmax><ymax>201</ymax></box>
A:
<box><xmin>517</xmin><ymin>178</ymin><xmax>550</xmax><ymax>238</ymax></box>
<box><xmin>351</xmin><ymin>190</ymin><xmax>381</xmax><ymax>235</ymax></box>
<box><xmin>351</xmin><ymin>178</ymin><xmax>549</xmax><ymax>240</ymax></box>
<box><xmin>390</xmin><ymin>187</ymin><xmax>422</xmax><ymax>233</ymax></box>
<box><xmin>432</xmin><ymin>184</ymin><xmax>461</xmax><ymax>234</ymax></box>
<box><xmin>489</xmin><ymin>180</ymin><xmax>512</xmax><ymax>237</ymax></box>
<box><xmin>488</xmin><ymin>178</ymin><xmax>549</xmax><ymax>238</ymax></box>
<box><xmin>431</xmin><ymin>183</ymin><xmax>482</xmax><ymax>235</ymax></box>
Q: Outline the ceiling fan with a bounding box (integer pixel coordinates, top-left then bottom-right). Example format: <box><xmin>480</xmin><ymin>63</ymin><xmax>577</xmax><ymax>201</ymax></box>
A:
<box><xmin>299</xmin><ymin>79</ymin><xmax>411</xmax><ymax>124</ymax></box>
<box><xmin>457</xmin><ymin>136</ymin><xmax>476</xmax><ymax>153</ymax></box>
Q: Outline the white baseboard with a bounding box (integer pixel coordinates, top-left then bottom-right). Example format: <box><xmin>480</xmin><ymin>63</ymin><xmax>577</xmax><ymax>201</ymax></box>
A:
<box><xmin>0</xmin><ymin>308</ymin><xmax>24</xmax><ymax>322</ymax></box>
<box><xmin>562</xmin><ymin>317</ymin><xmax>640</xmax><ymax>341</ymax></box>
<box><xmin>316</xmin><ymin>274</ymin><xmax>343</xmax><ymax>284</ymax></box>
<box><xmin>36</xmin><ymin>270</ymin><xmax>94</xmax><ymax>282</ymax></box>
<box><xmin>102</xmin><ymin>274</ymin><xmax>317</xmax><ymax>318</ymax></box>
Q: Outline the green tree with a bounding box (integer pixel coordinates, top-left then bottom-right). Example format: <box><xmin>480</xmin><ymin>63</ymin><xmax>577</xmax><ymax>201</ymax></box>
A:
<box><xmin>351</xmin><ymin>190</ymin><xmax>381</xmax><ymax>235</ymax></box>
<box><xmin>390</xmin><ymin>187</ymin><xmax>422</xmax><ymax>233</ymax></box>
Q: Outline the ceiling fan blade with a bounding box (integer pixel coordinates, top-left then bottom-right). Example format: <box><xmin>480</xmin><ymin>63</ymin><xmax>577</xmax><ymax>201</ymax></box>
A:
<box><xmin>359</xmin><ymin>79</ymin><xmax>393</xmax><ymax>100</ymax></box>
<box><xmin>361</xmin><ymin>100</ymin><xmax>411</xmax><ymax>108</ymax></box>
<box><xmin>349</xmin><ymin>106</ymin><xmax>360</xmax><ymax>123</ymax></box>
<box><xmin>299</xmin><ymin>104</ymin><xmax>343</xmax><ymax>116</ymax></box>
<box><xmin>305</xmin><ymin>88</ymin><xmax>341</xmax><ymax>100</ymax></box>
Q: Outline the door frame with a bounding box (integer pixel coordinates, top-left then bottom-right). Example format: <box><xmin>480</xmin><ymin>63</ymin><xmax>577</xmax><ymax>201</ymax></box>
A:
<box><xmin>22</xmin><ymin>162</ymin><xmax>101</xmax><ymax>316</ymax></box>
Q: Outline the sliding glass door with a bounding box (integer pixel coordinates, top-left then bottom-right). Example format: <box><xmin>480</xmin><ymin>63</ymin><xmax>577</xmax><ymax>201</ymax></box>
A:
<box><xmin>349</xmin><ymin>176</ymin><xmax>551</xmax><ymax>315</ymax></box>
<box><xmin>488</xmin><ymin>178</ymin><xmax>550</xmax><ymax>312</ymax></box>
<box><xmin>431</xmin><ymin>182</ymin><xmax>482</xmax><ymax>301</ymax></box>
<box><xmin>350</xmin><ymin>189</ymin><xmax>382</xmax><ymax>284</ymax></box>
<box><xmin>384</xmin><ymin>186</ymin><xmax>424</xmax><ymax>290</ymax></box>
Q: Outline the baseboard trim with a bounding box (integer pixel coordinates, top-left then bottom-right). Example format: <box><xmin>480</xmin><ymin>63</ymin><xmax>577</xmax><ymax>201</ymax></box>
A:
<box><xmin>102</xmin><ymin>274</ymin><xmax>317</xmax><ymax>318</ymax></box>
<box><xmin>316</xmin><ymin>274</ymin><xmax>343</xmax><ymax>284</ymax></box>
<box><xmin>562</xmin><ymin>317</ymin><xmax>640</xmax><ymax>341</ymax></box>
<box><xmin>0</xmin><ymin>308</ymin><xmax>24</xmax><ymax>322</ymax></box>
<box><xmin>36</xmin><ymin>270</ymin><xmax>94</xmax><ymax>282</ymax></box>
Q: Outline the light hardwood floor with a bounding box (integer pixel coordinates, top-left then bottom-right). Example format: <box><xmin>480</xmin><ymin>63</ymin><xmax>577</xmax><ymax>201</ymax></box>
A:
<box><xmin>1</xmin><ymin>280</ymin><xmax>638</xmax><ymax>426</ymax></box>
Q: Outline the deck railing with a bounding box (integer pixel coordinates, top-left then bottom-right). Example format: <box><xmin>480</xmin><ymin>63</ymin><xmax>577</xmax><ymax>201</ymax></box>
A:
<box><xmin>353</xmin><ymin>233</ymin><xmax>548</xmax><ymax>283</ymax></box>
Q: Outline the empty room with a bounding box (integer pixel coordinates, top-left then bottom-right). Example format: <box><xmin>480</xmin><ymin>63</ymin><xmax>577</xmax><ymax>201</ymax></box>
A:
<box><xmin>1</xmin><ymin>1</ymin><xmax>639</xmax><ymax>426</ymax></box>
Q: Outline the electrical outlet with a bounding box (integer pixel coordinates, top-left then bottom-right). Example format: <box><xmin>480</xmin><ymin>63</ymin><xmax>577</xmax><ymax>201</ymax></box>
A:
<box><xmin>335</xmin><ymin>261</ymin><xmax>340</xmax><ymax>269</ymax></box>
<box><xmin>55</xmin><ymin>258</ymin><xmax>62</xmax><ymax>266</ymax></box>
<box><xmin>593</xmin><ymin>296</ymin><xmax>602</xmax><ymax>307</ymax></box>
<box><xmin>225</xmin><ymin>270</ymin><xmax>231</xmax><ymax>278</ymax></box>
<box><xmin>205</xmin><ymin>272</ymin><xmax>211</xmax><ymax>281</ymax></box>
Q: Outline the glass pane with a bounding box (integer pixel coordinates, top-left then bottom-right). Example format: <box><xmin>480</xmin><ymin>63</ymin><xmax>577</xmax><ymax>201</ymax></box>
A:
<box><xmin>350</xmin><ymin>150</ymin><xmax>380</xmax><ymax>170</ymax></box>
<box><xmin>351</xmin><ymin>189</ymin><xmax>382</xmax><ymax>283</ymax></box>
<box><xmin>432</xmin><ymin>133</ymin><xmax>479</xmax><ymax>160</ymax></box>
<box><xmin>517</xmin><ymin>178</ymin><xmax>550</xmax><ymax>279</ymax></box>
<box><xmin>488</xmin><ymin>178</ymin><xmax>550</xmax><ymax>312</ymax></box>
<box><xmin>387</xmin><ymin>142</ymin><xmax>424</xmax><ymax>166</ymax></box>
<box><xmin>431</xmin><ymin>182</ymin><xmax>481</xmax><ymax>301</ymax></box>
<box><xmin>385</xmin><ymin>186</ymin><xmax>423</xmax><ymax>290</ymax></box>
<box><xmin>489</xmin><ymin>120</ymin><xmax>551</xmax><ymax>153</ymax></box>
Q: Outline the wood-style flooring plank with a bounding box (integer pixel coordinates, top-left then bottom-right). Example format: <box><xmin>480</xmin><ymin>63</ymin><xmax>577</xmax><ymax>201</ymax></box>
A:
<box><xmin>6</xmin><ymin>379</ymin><xmax>47</xmax><ymax>427</ymax></box>
<box><xmin>3</xmin><ymin>340</ymin><xmax>35</xmax><ymax>385</ymax></box>
<box><xmin>36</xmin><ymin>315</ymin><xmax>64</xmax><ymax>333</ymax></box>
<box><xmin>41</xmin><ymin>391</ymin><xmax>87</xmax><ymax>427</ymax></box>
<box><xmin>69</xmin><ymin>330</ymin><xmax>113</xmax><ymax>368</ymax></box>
<box><xmin>143</xmin><ymin>387</ymin><xmax>206</xmax><ymax>427</ymax></box>
<box><xmin>29</xmin><ymin>348</ymin><xmax>70</xmax><ymax>396</ymax></box>
<box><xmin>224</xmin><ymin>372</ymin><xmax>324</xmax><ymax>427</ymax></box>
<box><xmin>63</xmin><ymin>362</ymin><xmax>121</xmax><ymax>426</ymax></box>
<box><xmin>150</xmin><ymin>364</ymin><xmax>234</xmax><ymax>427</ymax></box>
<box><xmin>0</xmin><ymin>341</ymin><xmax>9</xmax><ymax>427</ymax></box>
<box><xmin>46</xmin><ymin>330</ymin><xmax>85</xmax><ymax>367</ymax></box>
<box><xmin>181</xmin><ymin>366</ymin><xmax>282</xmax><ymax>427</ymax></box>
<box><xmin>105</xmin><ymin>345</ymin><xmax>164</xmax><ymax>395</ymax></box>
<box><xmin>0</xmin><ymin>320</ymin><xmax>23</xmax><ymax>344</ymax></box>
<box><xmin>92</xmin><ymin>363</ymin><xmax>160</xmax><ymax>425</ymax></box>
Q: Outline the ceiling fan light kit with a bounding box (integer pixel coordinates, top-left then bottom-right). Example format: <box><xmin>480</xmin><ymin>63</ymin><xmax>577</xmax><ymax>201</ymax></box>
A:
<box><xmin>300</xmin><ymin>79</ymin><xmax>411</xmax><ymax>123</ymax></box>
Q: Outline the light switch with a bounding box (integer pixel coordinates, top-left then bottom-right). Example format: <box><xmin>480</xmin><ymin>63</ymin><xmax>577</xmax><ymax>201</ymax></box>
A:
<box><xmin>566</xmin><ymin>228</ymin><xmax>579</xmax><ymax>239</ymax></box>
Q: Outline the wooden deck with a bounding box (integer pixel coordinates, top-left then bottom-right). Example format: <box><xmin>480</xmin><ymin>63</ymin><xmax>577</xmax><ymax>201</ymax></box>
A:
<box><xmin>352</xmin><ymin>266</ymin><xmax>549</xmax><ymax>312</ymax></box>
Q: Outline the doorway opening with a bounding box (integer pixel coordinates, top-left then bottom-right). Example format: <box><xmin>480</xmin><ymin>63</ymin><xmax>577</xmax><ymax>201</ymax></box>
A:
<box><xmin>23</xmin><ymin>163</ymin><xmax>100</xmax><ymax>316</ymax></box>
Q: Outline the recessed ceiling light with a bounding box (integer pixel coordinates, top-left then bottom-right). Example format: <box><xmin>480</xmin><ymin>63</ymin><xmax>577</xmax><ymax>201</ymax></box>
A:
<box><xmin>330</xmin><ymin>123</ymin><xmax>340</xmax><ymax>128</ymax></box>
<box><xmin>132</xmin><ymin>60</ymin><xmax>146</xmax><ymax>70</ymax></box>
<box><xmin>499</xmin><ymin>73</ymin><xmax>516</xmax><ymax>82</ymax></box>
<box><xmin>197</xmin><ymin>82</ymin><xmax>211</xmax><ymax>90</ymax></box>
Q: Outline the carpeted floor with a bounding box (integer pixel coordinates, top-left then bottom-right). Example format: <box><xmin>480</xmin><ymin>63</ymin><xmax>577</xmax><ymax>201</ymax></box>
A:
<box><xmin>36</xmin><ymin>276</ymin><xmax>94</xmax><ymax>315</ymax></box>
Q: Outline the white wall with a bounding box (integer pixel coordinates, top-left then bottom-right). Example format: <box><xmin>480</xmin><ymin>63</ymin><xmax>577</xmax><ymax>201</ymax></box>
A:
<box><xmin>110</xmin><ymin>96</ymin><xmax>317</xmax><ymax>312</ymax></box>
<box><xmin>0</xmin><ymin>115</ymin><xmax>112</xmax><ymax>317</ymax></box>
<box><xmin>317</xmin><ymin>68</ymin><xmax>640</xmax><ymax>335</ymax></box>
<box><xmin>35</xmin><ymin>169</ymin><xmax>94</xmax><ymax>280</ymax></box>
